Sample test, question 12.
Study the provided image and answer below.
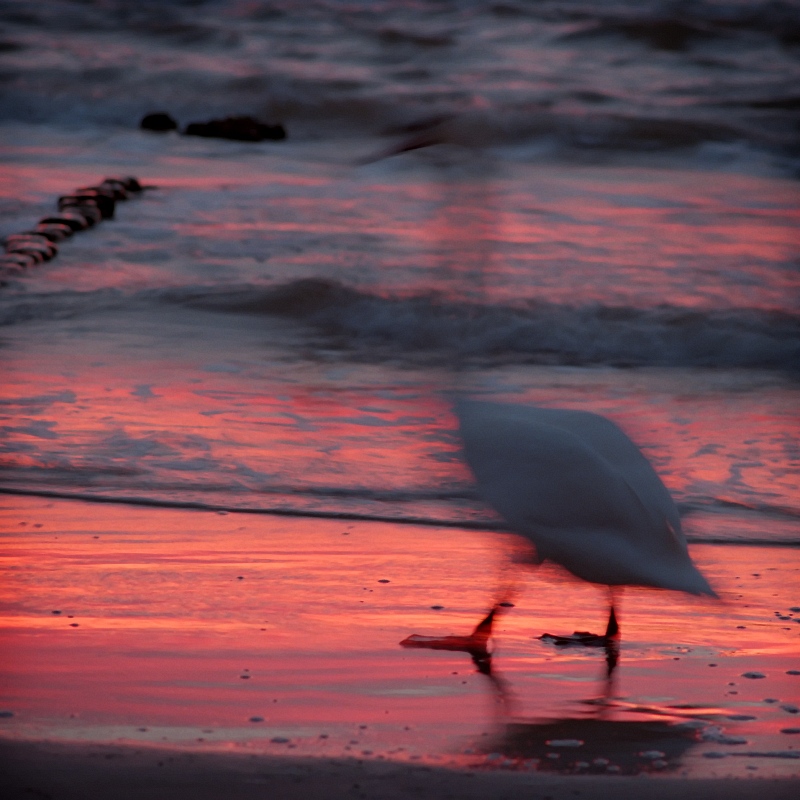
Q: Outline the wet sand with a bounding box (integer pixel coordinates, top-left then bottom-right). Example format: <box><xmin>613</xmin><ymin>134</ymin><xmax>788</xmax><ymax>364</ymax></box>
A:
<box><xmin>1</xmin><ymin>496</ymin><xmax>799</xmax><ymax>788</ymax></box>
<box><xmin>2</xmin><ymin>739</ymin><xmax>798</xmax><ymax>800</ymax></box>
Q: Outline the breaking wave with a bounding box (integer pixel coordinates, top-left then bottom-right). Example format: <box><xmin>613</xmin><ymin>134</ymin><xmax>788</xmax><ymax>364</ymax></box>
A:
<box><xmin>181</xmin><ymin>279</ymin><xmax>800</xmax><ymax>371</ymax></box>
<box><xmin>2</xmin><ymin>279</ymin><xmax>797</xmax><ymax>371</ymax></box>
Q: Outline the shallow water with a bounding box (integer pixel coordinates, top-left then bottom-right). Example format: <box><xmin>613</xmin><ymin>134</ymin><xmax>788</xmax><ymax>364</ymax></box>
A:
<box><xmin>1</xmin><ymin>131</ymin><xmax>797</xmax><ymax>541</ymax></box>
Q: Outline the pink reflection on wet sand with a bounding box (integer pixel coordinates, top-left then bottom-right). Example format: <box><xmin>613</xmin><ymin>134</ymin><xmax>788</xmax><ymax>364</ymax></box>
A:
<box><xmin>1</xmin><ymin>498</ymin><xmax>798</xmax><ymax>777</ymax></box>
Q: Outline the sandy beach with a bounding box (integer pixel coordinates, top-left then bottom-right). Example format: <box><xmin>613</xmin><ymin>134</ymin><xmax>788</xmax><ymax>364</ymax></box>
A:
<box><xmin>1</xmin><ymin>496</ymin><xmax>799</xmax><ymax>795</ymax></box>
<box><xmin>3</xmin><ymin>738</ymin><xmax>798</xmax><ymax>800</ymax></box>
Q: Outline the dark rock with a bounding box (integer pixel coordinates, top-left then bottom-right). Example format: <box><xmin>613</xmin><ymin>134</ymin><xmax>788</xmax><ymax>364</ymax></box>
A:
<box><xmin>62</xmin><ymin>190</ymin><xmax>115</xmax><ymax>219</ymax></box>
<box><xmin>561</xmin><ymin>18</ymin><xmax>719</xmax><ymax>52</ymax></box>
<box><xmin>23</xmin><ymin>243</ymin><xmax>58</xmax><ymax>261</ymax></box>
<box><xmin>58</xmin><ymin>196</ymin><xmax>110</xmax><ymax>221</ymax></box>
<box><xmin>4</xmin><ymin>237</ymin><xmax>57</xmax><ymax>262</ymax></box>
<box><xmin>378</xmin><ymin>28</ymin><xmax>454</xmax><ymax>47</ymax></box>
<box><xmin>1</xmin><ymin>254</ymin><xmax>34</xmax><ymax>271</ymax></box>
<box><xmin>616</xmin><ymin>19</ymin><xmax>717</xmax><ymax>51</ymax></box>
<box><xmin>779</xmin><ymin>27</ymin><xmax>800</xmax><ymax>47</ymax></box>
<box><xmin>100</xmin><ymin>175</ymin><xmax>143</xmax><ymax>194</ymax></box>
<box><xmin>0</xmin><ymin>176</ymin><xmax>150</xmax><ymax>293</ymax></box>
<box><xmin>32</xmin><ymin>222</ymin><xmax>73</xmax><ymax>241</ymax></box>
<box><xmin>77</xmin><ymin>185</ymin><xmax>116</xmax><ymax>199</ymax></box>
<box><xmin>4</xmin><ymin>246</ymin><xmax>44</xmax><ymax>263</ymax></box>
<box><xmin>78</xmin><ymin>184</ymin><xmax>118</xmax><ymax>202</ymax></box>
<box><xmin>1</xmin><ymin>253</ymin><xmax>32</xmax><ymax>268</ymax></box>
<box><xmin>4</xmin><ymin>232</ymin><xmax>51</xmax><ymax>248</ymax></box>
<box><xmin>118</xmin><ymin>176</ymin><xmax>143</xmax><ymax>192</ymax></box>
<box><xmin>56</xmin><ymin>200</ymin><xmax>102</xmax><ymax>225</ymax></box>
<box><xmin>74</xmin><ymin>204</ymin><xmax>103</xmax><ymax>225</ymax></box>
<box><xmin>747</xmin><ymin>96</ymin><xmax>800</xmax><ymax>111</ymax></box>
<box><xmin>4</xmin><ymin>234</ymin><xmax>57</xmax><ymax>259</ymax></box>
<box><xmin>40</xmin><ymin>212</ymin><xmax>90</xmax><ymax>232</ymax></box>
<box><xmin>183</xmin><ymin>116</ymin><xmax>286</xmax><ymax>142</ymax></box>
<box><xmin>140</xmin><ymin>112</ymin><xmax>178</xmax><ymax>132</ymax></box>
<box><xmin>97</xmin><ymin>179</ymin><xmax>130</xmax><ymax>199</ymax></box>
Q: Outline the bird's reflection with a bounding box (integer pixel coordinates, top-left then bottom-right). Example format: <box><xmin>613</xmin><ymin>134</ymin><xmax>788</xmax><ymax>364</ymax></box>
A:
<box><xmin>401</xmin><ymin>608</ymin><xmax>512</xmax><ymax>712</ymax></box>
<box><xmin>400</xmin><ymin>612</ymin><xmax>702</xmax><ymax>773</ymax></box>
<box><xmin>482</xmin><ymin>717</ymin><xmax>699</xmax><ymax>775</ymax></box>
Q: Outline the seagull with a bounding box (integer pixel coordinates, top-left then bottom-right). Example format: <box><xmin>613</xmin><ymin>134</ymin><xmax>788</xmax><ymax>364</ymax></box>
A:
<box><xmin>363</xmin><ymin>121</ymin><xmax>716</xmax><ymax>662</ymax></box>
<box><xmin>455</xmin><ymin>398</ymin><xmax>716</xmax><ymax>644</ymax></box>
<box><xmin>402</xmin><ymin>397</ymin><xmax>715</xmax><ymax>683</ymax></box>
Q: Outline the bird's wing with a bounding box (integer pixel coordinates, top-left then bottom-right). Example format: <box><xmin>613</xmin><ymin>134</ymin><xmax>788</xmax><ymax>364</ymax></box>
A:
<box><xmin>455</xmin><ymin>399</ymin><xmax>715</xmax><ymax>594</ymax></box>
<box><xmin>456</xmin><ymin>400</ymin><xmax>646</xmax><ymax>537</ymax></box>
<box><xmin>457</xmin><ymin>400</ymin><xmax>685</xmax><ymax>536</ymax></box>
<box><xmin>524</xmin><ymin>406</ymin><xmax>684</xmax><ymax>537</ymax></box>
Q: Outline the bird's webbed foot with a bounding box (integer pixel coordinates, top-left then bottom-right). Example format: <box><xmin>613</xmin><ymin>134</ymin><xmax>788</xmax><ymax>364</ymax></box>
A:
<box><xmin>400</xmin><ymin>608</ymin><xmax>513</xmax><ymax>709</ymax></box>
<box><xmin>538</xmin><ymin>603</ymin><xmax>620</xmax><ymax>648</ymax></box>
<box><xmin>538</xmin><ymin>630</ymin><xmax>609</xmax><ymax>647</ymax></box>
<box><xmin>400</xmin><ymin>607</ymin><xmax>496</xmax><ymax>657</ymax></box>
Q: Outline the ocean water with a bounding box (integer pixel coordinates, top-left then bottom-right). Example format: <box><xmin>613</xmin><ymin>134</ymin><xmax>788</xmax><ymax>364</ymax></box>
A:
<box><xmin>1</xmin><ymin>0</ymin><xmax>799</xmax><ymax>544</ymax></box>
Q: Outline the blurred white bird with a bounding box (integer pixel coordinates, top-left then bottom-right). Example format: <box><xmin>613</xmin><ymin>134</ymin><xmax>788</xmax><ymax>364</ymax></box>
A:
<box><xmin>456</xmin><ymin>397</ymin><xmax>716</xmax><ymax>644</ymax></box>
<box><xmin>366</xmin><ymin>120</ymin><xmax>716</xmax><ymax>656</ymax></box>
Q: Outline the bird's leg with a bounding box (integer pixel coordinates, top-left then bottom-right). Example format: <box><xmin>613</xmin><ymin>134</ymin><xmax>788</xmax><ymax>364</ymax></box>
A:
<box><xmin>604</xmin><ymin>605</ymin><xmax>619</xmax><ymax>638</ymax></box>
<box><xmin>469</xmin><ymin>606</ymin><xmax>497</xmax><ymax>646</ymax></box>
<box><xmin>539</xmin><ymin>586</ymin><xmax>622</xmax><ymax>650</ymax></box>
<box><xmin>603</xmin><ymin>588</ymin><xmax>620</xmax><ymax>684</ymax></box>
<box><xmin>605</xmin><ymin>589</ymin><xmax>620</xmax><ymax>640</ymax></box>
<box><xmin>584</xmin><ymin>604</ymin><xmax>621</xmax><ymax>715</ymax></box>
<box><xmin>400</xmin><ymin>575</ymin><xmax>515</xmax><ymax>672</ymax></box>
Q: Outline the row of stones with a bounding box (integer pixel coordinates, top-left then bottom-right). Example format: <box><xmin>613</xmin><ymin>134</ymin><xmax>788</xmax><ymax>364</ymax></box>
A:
<box><xmin>1</xmin><ymin>176</ymin><xmax>143</xmax><ymax>284</ymax></box>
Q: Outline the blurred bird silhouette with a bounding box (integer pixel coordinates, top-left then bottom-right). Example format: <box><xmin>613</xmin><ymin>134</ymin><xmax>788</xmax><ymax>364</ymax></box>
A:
<box><xmin>457</xmin><ymin>399</ymin><xmax>715</xmax><ymax>641</ymax></box>
<box><xmin>402</xmin><ymin>397</ymin><xmax>716</xmax><ymax>685</ymax></box>
<box><xmin>368</xmin><ymin>122</ymin><xmax>716</xmax><ymax>674</ymax></box>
